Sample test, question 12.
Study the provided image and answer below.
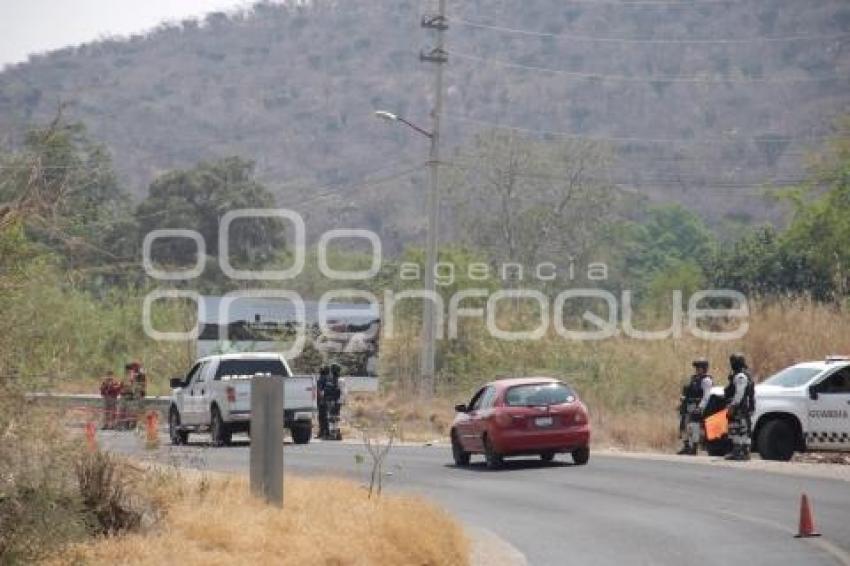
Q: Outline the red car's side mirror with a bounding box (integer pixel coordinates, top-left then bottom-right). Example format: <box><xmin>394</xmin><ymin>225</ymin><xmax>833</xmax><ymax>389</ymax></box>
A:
<box><xmin>454</xmin><ymin>404</ymin><xmax>467</xmax><ymax>413</ymax></box>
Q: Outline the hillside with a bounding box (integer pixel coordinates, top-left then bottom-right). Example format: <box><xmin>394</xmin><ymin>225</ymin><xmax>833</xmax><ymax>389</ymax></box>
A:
<box><xmin>0</xmin><ymin>0</ymin><xmax>848</xmax><ymax>244</ymax></box>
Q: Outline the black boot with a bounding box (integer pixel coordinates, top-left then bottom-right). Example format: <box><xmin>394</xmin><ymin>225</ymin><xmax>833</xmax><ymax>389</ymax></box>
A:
<box><xmin>726</xmin><ymin>446</ymin><xmax>747</xmax><ymax>461</ymax></box>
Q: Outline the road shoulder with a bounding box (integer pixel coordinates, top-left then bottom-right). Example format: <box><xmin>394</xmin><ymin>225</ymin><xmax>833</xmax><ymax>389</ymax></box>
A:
<box><xmin>468</xmin><ymin>527</ymin><xmax>528</xmax><ymax>566</ymax></box>
<box><xmin>598</xmin><ymin>448</ymin><xmax>850</xmax><ymax>483</ymax></box>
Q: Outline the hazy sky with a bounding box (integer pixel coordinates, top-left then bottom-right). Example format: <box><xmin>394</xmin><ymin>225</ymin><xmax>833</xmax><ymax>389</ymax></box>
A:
<box><xmin>0</xmin><ymin>0</ymin><xmax>256</xmax><ymax>67</ymax></box>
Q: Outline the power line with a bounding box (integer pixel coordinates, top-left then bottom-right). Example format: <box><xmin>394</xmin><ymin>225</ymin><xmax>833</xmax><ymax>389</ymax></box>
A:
<box><xmin>278</xmin><ymin>163</ymin><xmax>427</xmax><ymax>208</ymax></box>
<box><xmin>454</xmin><ymin>18</ymin><xmax>850</xmax><ymax>44</ymax></box>
<box><xmin>449</xmin><ymin>51</ymin><xmax>850</xmax><ymax>84</ymax></box>
<box><xmin>442</xmin><ymin>160</ymin><xmax>807</xmax><ymax>193</ymax></box>
<box><xmin>480</xmin><ymin>0</ymin><xmax>740</xmax><ymax>5</ymax></box>
<box><xmin>446</xmin><ymin>114</ymin><xmax>842</xmax><ymax>145</ymax></box>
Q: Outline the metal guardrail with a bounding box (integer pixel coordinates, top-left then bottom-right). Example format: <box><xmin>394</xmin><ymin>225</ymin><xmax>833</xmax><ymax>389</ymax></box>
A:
<box><xmin>25</xmin><ymin>376</ymin><xmax>378</xmax><ymax>408</ymax></box>
<box><xmin>26</xmin><ymin>374</ymin><xmax>379</xmax><ymax>412</ymax></box>
<box><xmin>26</xmin><ymin>392</ymin><xmax>171</xmax><ymax>410</ymax></box>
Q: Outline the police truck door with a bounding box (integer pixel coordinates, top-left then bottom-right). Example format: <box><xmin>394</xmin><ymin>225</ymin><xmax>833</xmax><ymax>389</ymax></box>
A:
<box><xmin>807</xmin><ymin>365</ymin><xmax>850</xmax><ymax>449</ymax></box>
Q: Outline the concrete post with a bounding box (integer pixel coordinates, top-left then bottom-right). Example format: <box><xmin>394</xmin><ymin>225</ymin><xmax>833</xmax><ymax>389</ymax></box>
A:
<box><xmin>250</xmin><ymin>374</ymin><xmax>284</xmax><ymax>507</ymax></box>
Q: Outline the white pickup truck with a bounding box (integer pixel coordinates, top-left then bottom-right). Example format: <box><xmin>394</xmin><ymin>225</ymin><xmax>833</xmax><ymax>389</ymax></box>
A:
<box><xmin>168</xmin><ymin>352</ymin><xmax>316</xmax><ymax>446</ymax></box>
<box><xmin>752</xmin><ymin>357</ymin><xmax>850</xmax><ymax>460</ymax></box>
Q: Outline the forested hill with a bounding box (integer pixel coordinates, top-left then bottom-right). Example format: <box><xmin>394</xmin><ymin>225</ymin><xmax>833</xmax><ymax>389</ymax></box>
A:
<box><xmin>0</xmin><ymin>0</ymin><xmax>848</xmax><ymax>234</ymax></box>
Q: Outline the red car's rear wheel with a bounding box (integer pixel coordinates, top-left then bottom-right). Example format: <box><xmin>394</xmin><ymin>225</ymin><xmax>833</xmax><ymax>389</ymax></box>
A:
<box><xmin>484</xmin><ymin>436</ymin><xmax>503</xmax><ymax>470</ymax></box>
<box><xmin>572</xmin><ymin>446</ymin><xmax>590</xmax><ymax>465</ymax></box>
<box><xmin>451</xmin><ymin>430</ymin><xmax>471</xmax><ymax>466</ymax></box>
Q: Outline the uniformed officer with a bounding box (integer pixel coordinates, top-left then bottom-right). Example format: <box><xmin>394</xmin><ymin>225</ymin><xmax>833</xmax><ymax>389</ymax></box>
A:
<box><xmin>326</xmin><ymin>363</ymin><xmax>343</xmax><ymax>440</ymax></box>
<box><xmin>677</xmin><ymin>358</ymin><xmax>713</xmax><ymax>455</ymax></box>
<box><xmin>725</xmin><ymin>353</ymin><xmax>755</xmax><ymax>461</ymax></box>
<box><xmin>316</xmin><ymin>366</ymin><xmax>330</xmax><ymax>439</ymax></box>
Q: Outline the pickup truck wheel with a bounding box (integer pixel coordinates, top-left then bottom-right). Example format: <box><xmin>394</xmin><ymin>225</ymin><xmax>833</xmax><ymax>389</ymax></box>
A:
<box><xmin>210</xmin><ymin>406</ymin><xmax>232</xmax><ymax>447</ymax></box>
<box><xmin>451</xmin><ymin>430</ymin><xmax>471</xmax><ymax>467</ymax></box>
<box><xmin>572</xmin><ymin>446</ymin><xmax>590</xmax><ymax>466</ymax></box>
<box><xmin>483</xmin><ymin>436</ymin><xmax>503</xmax><ymax>470</ymax></box>
<box><xmin>291</xmin><ymin>424</ymin><xmax>312</xmax><ymax>445</ymax></box>
<box><xmin>169</xmin><ymin>408</ymin><xmax>189</xmax><ymax>445</ymax></box>
<box><xmin>757</xmin><ymin>420</ymin><xmax>794</xmax><ymax>461</ymax></box>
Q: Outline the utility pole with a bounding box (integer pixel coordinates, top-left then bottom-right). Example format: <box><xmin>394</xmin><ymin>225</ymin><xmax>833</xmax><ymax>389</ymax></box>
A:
<box><xmin>419</xmin><ymin>0</ymin><xmax>448</xmax><ymax>397</ymax></box>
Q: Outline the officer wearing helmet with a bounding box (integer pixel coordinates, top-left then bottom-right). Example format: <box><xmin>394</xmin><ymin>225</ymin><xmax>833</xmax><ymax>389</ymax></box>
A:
<box><xmin>677</xmin><ymin>358</ymin><xmax>714</xmax><ymax>455</ymax></box>
<box><xmin>316</xmin><ymin>366</ymin><xmax>330</xmax><ymax>439</ymax></box>
<box><xmin>725</xmin><ymin>353</ymin><xmax>755</xmax><ymax>461</ymax></box>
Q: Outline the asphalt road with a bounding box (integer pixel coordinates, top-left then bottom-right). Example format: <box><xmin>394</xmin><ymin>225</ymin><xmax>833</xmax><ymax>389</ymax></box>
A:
<box><xmin>102</xmin><ymin>432</ymin><xmax>850</xmax><ymax>566</ymax></box>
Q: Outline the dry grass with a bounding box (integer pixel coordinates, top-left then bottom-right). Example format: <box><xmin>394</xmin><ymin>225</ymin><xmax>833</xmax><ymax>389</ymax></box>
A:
<box><xmin>345</xmin><ymin>394</ymin><xmax>457</xmax><ymax>443</ymax></box>
<box><xmin>57</xmin><ymin>474</ymin><xmax>469</xmax><ymax>566</ymax></box>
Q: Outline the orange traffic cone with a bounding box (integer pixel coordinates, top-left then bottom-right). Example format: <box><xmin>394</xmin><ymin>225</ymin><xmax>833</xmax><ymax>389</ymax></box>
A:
<box><xmin>85</xmin><ymin>421</ymin><xmax>97</xmax><ymax>452</ymax></box>
<box><xmin>795</xmin><ymin>493</ymin><xmax>821</xmax><ymax>538</ymax></box>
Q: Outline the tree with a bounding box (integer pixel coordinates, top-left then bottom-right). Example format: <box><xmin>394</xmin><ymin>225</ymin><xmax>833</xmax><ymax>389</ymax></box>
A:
<box><xmin>623</xmin><ymin>204</ymin><xmax>715</xmax><ymax>286</ymax></box>
<box><xmin>711</xmin><ymin>116</ymin><xmax>850</xmax><ymax>301</ymax></box>
<box><xmin>446</xmin><ymin>130</ymin><xmax>615</xmax><ymax>276</ymax></box>
<box><xmin>708</xmin><ymin>225</ymin><xmax>820</xmax><ymax>299</ymax></box>
<box><xmin>596</xmin><ymin>203</ymin><xmax>716</xmax><ymax>301</ymax></box>
<box><xmin>645</xmin><ymin>258</ymin><xmax>705</xmax><ymax>308</ymax></box>
<box><xmin>0</xmin><ymin>112</ymin><xmax>129</xmax><ymax>268</ymax></box>
<box><xmin>136</xmin><ymin>157</ymin><xmax>286</xmax><ymax>279</ymax></box>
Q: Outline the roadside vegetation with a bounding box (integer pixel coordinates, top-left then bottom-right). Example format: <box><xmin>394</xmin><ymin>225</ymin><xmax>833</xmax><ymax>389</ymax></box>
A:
<box><xmin>0</xmin><ymin>388</ymin><xmax>164</xmax><ymax>562</ymax></box>
<box><xmin>0</xmin><ymin>388</ymin><xmax>468</xmax><ymax>565</ymax></box>
<box><xmin>1</xmin><ymin>114</ymin><xmax>848</xmax><ymax>449</ymax></box>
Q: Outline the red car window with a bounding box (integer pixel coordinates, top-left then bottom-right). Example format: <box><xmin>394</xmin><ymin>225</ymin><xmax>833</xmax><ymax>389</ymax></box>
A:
<box><xmin>468</xmin><ymin>388</ymin><xmax>487</xmax><ymax>411</ymax></box>
<box><xmin>480</xmin><ymin>386</ymin><xmax>497</xmax><ymax>409</ymax></box>
<box><xmin>505</xmin><ymin>383</ymin><xmax>575</xmax><ymax>407</ymax></box>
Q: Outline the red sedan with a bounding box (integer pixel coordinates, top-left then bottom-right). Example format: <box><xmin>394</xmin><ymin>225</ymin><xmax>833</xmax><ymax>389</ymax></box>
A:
<box><xmin>450</xmin><ymin>377</ymin><xmax>590</xmax><ymax>469</ymax></box>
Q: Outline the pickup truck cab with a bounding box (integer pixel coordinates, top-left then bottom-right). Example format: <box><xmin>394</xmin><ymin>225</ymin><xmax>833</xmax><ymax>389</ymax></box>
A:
<box><xmin>753</xmin><ymin>357</ymin><xmax>850</xmax><ymax>460</ymax></box>
<box><xmin>168</xmin><ymin>352</ymin><xmax>316</xmax><ymax>446</ymax></box>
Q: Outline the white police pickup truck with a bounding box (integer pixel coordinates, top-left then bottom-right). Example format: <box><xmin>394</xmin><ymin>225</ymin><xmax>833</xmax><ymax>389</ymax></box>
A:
<box><xmin>752</xmin><ymin>356</ymin><xmax>850</xmax><ymax>461</ymax></box>
<box><xmin>168</xmin><ymin>352</ymin><xmax>316</xmax><ymax>447</ymax></box>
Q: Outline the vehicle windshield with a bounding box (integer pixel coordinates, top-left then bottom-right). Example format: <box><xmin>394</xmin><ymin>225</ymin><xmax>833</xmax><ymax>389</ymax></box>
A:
<box><xmin>762</xmin><ymin>366</ymin><xmax>822</xmax><ymax>388</ymax></box>
<box><xmin>215</xmin><ymin>359</ymin><xmax>288</xmax><ymax>379</ymax></box>
<box><xmin>505</xmin><ymin>383</ymin><xmax>575</xmax><ymax>407</ymax></box>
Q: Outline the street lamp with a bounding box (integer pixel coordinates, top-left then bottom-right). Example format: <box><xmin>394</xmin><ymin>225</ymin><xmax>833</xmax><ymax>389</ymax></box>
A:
<box><xmin>374</xmin><ymin>110</ymin><xmax>433</xmax><ymax>139</ymax></box>
<box><xmin>374</xmin><ymin>110</ymin><xmax>399</xmax><ymax>122</ymax></box>
<box><xmin>375</xmin><ymin>109</ymin><xmax>440</xmax><ymax>397</ymax></box>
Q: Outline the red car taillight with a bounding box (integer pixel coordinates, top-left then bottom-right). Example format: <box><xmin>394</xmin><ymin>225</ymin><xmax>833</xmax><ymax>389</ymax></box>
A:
<box><xmin>560</xmin><ymin>407</ymin><xmax>588</xmax><ymax>426</ymax></box>
<box><xmin>226</xmin><ymin>386</ymin><xmax>236</xmax><ymax>403</ymax></box>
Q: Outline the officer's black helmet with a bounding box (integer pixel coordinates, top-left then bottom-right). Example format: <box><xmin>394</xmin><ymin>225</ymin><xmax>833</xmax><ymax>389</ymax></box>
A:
<box><xmin>729</xmin><ymin>353</ymin><xmax>748</xmax><ymax>372</ymax></box>
<box><xmin>692</xmin><ymin>358</ymin><xmax>709</xmax><ymax>370</ymax></box>
<box><xmin>330</xmin><ymin>363</ymin><xmax>341</xmax><ymax>378</ymax></box>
